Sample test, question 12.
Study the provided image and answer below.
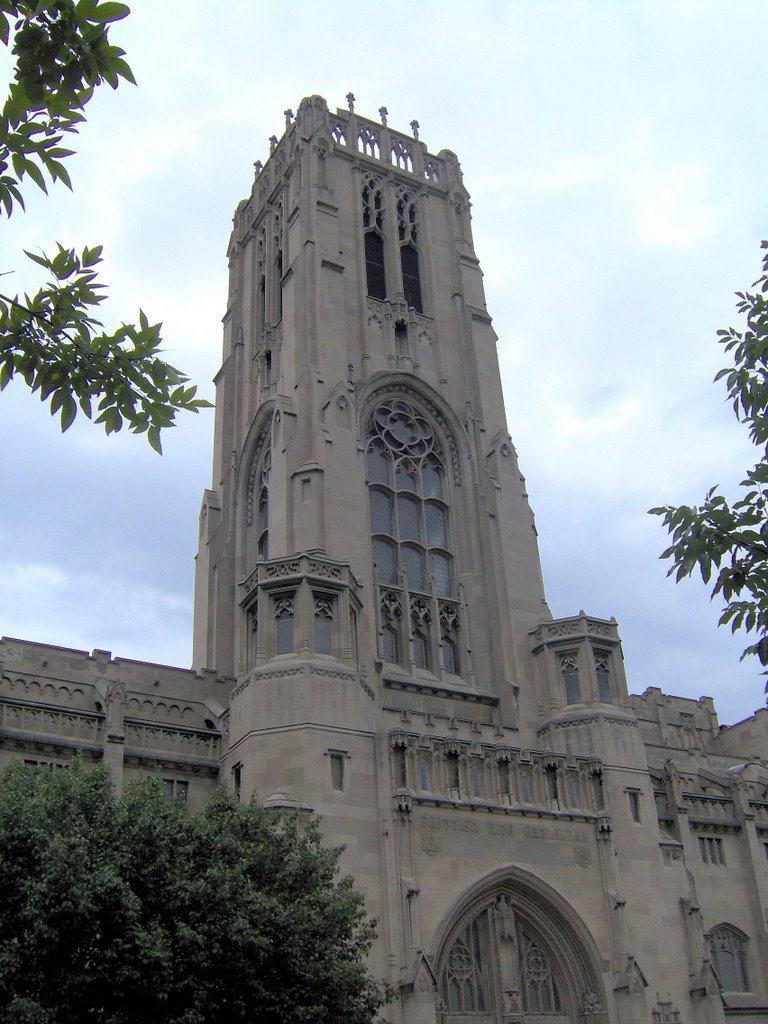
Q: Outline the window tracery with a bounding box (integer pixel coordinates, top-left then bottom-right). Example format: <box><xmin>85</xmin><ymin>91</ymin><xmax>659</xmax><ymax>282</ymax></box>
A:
<box><xmin>357</xmin><ymin>124</ymin><xmax>380</xmax><ymax>160</ymax></box>
<box><xmin>594</xmin><ymin>650</ymin><xmax>612</xmax><ymax>703</ymax></box>
<box><xmin>709</xmin><ymin>926</ymin><xmax>749</xmax><ymax>992</ymax></box>
<box><xmin>366</xmin><ymin>398</ymin><xmax>459</xmax><ymax>675</ymax></box>
<box><xmin>521</xmin><ymin>929</ymin><xmax>562</xmax><ymax>1013</ymax></box>
<box><xmin>257</xmin><ymin>444</ymin><xmax>271</xmax><ymax>559</ymax></box>
<box><xmin>441</xmin><ymin>904</ymin><xmax>570</xmax><ymax>1020</ymax></box>
<box><xmin>362</xmin><ymin>175</ymin><xmax>386</xmax><ymax>299</ymax></box>
<box><xmin>313</xmin><ymin>595</ymin><xmax>334</xmax><ymax>655</ymax></box>
<box><xmin>560</xmin><ymin>652</ymin><xmax>581</xmax><ymax>705</ymax></box>
<box><xmin>275</xmin><ymin>595</ymin><xmax>294</xmax><ymax>654</ymax></box>
<box><xmin>445</xmin><ymin>919</ymin><xmax>488</xmax><ymax>1013</ymax></box>
<box><xmin>396</xmin><ymin>186</ymin><xmax>418</xmax><ymax>244</ymax></box>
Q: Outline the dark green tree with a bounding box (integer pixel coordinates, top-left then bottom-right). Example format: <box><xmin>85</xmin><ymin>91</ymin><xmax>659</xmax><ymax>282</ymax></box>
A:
<box><xmin>0</xmin><ymin>761</ymin><xmax>386</xmax><ymax>1024</ymax></box>
<box><xmin>651</xmin><ymin>241</ymin><xmax>768</xmax><ymax>695</ymax></box>
<box><xmin>0</xmin><ymin>1</ymin><xmax>210</xmax><ymax>452</ymax></box>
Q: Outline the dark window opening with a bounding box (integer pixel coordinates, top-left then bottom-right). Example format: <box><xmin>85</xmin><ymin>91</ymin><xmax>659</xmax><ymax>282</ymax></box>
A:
<box><xmin>365</xmin><ymin>231</ymin><xmax>386</xmax><ymax>299</ymax></box>
<box><xmin>274</xmin><ymin>252</ymin><xmax>283</xmax><ymax>321</ymax></box>
<box><xmin>395</xmin><ymin>319</ymin><xmax>408</xmax><ymax>356</ymax></box>
<box><xmin>394</xmin><ymin>746</ymin><xmax>408</xmax><ymax>788</ymax></box>
<box><xmin>447</xmin><ymin>753</ymin><xmax>460</xmax><ymax>794</ymax></box>
<box><xmin>400</xmin><ymin>244</ymin><xmax>422</xmax><ymax>312</ymax></box>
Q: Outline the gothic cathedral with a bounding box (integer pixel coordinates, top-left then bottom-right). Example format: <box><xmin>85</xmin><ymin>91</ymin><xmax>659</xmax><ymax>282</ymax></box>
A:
<box><xmin>2</xmin><ymin>96</ymin><xmax>768</xmax><ymax>1024</ymax></box>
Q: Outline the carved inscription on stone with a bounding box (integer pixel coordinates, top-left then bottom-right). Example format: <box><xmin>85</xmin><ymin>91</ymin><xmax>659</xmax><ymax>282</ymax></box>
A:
<box><xmin>417</xmin><ymin>815</ymin><xmax>591</xmax><ymax>861</ymax></box>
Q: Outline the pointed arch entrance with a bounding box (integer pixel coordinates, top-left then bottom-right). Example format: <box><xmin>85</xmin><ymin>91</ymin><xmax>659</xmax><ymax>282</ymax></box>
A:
<box><xmin>433</xmin><ymin>867</ymin><xmax>607</xmax><ymax>1024</ymax></box>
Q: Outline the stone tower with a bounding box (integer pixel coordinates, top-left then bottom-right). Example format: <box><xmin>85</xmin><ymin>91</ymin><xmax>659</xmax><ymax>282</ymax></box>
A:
<box><xmin>186</xmin><ymin>96</ymin><xmax>768</xmax><ymax>1023</ymax></box>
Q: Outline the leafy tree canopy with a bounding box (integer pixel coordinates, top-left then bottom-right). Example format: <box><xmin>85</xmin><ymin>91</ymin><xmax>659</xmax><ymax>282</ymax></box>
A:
<box><xmin>0</xmin><ymin>1</ymin><xmax>210</xmax><ymax>452</ymax></box>
<box><xmin>651</xmin><ymin>241</ymin><xmax>768</xmax><ymax>694</ymax></box>
<box><xmin>0</xmin><ymin>761</ymin><xmax>386</xmax><ymax>1024</ymax></box>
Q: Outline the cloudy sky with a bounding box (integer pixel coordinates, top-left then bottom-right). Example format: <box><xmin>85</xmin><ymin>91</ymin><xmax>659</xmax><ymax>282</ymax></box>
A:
<box><xmin>1</xmin><ymin>1</ymin><xmax>767</xmax><ymax>725</ymax></box>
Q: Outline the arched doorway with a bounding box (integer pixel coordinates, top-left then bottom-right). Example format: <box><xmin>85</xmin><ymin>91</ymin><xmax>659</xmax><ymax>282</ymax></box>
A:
<box><xmin>434</xmin><ymin>869</ymin><xmax>607</xmax><ymax>1024</ymax></box>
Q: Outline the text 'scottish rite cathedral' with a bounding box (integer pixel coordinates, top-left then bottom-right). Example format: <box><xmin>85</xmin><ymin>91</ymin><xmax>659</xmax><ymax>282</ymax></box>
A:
<box><xmin>2</xmin><ymin>97</ymin><xmax>768</xmax><ymax>1023</ymax></box>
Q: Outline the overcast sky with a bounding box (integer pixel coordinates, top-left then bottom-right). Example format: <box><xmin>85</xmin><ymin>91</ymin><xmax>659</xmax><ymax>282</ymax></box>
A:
<box><xmin>1</xmin><ymin>1</ymin><xmax>767</xmax><ymax>726</ymax></box>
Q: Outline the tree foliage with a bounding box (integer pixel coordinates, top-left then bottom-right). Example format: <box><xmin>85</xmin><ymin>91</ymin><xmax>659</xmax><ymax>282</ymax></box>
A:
<box><xmin>651</xmin><ymin>241</ymin><xmax>768</xmax><ymax>688</ymax></box>
<box><xmin>0</xmin><ymin>1</ymin><xmax>210</xmax><ymax>452</ymax></box>
<box><xmin>0</xmin><ymin>761</ymin><xmax>386</xmax><ymax>1024</ymax></box>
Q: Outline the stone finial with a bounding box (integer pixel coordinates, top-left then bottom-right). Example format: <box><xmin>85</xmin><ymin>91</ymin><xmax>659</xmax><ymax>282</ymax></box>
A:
<box><xmin>410</xmin><ymin>119</ymin><xmax>420</xmax><ymax>140</ymax></box>
<box><xmin>379</xmin><ymin>105</ymin><xmax>388</xmax><ymax>126</ymax></box>
<box><xmin>253</xmin><ymin>160</ymin><xmax>263</xmax><ymax>176</ymax></box>
<box><xmin>284</xmin><ymin>108</ymin><xmax>293</xmax><ymax>127</ymax></box>
<box><xmin>269</xmin><ymin>135</ymin><xmax>278</xmax><ymax>153</ymax></box>
<box><xmin>346</xmin><ymin>91</ymin><xmax>355</xmax><ymax>112</ymax></box>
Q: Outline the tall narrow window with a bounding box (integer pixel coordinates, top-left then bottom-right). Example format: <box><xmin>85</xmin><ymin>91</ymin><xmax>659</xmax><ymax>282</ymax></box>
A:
<box><xmin>545</xmin><ymin>765</ymin><xmax>559</xmax><ymax>803</ymax></box>
<box><xmin>362</xmin><ymin>175</ymin><xmax>386</xmax><ymax>300</ymax></box>
<box><xmin>595</xmin><ymin>651</ymin><xmax>612</xmax><ymax>703</ymax></box>
<box><xmin>365</xmin><ymin>232</ymin><xmax>386</xmax><ymax>300</ymax></box>
<box><xmin>447</xmin><ymin>753</ymin><xmax>461</xmax><ymax>796</ymax></box>
<box><xmin>440</xmin><ymin>603</ymin><xmax>461</xmax><ymax>674</ymax></box>
<box><xmin>393</xmin><ymin>745</ymin><xmax>408</xmax><ymax>788</ymax></box>
<box><xmin>380</xmin><ymin>590</ymin><xmax>403</xmax><ymax>665</ymax></box>
<box><xmin>329</xmin><ymin>752</ymin><xmax>345</xmax><ymax>791</ymax></box>
<box><xmin>257</xmin><ymin>274</ymin><xmax>266</xmax><ymax>335</ymax></box>
<box><xmin>257</xmin><ymin>445</ymin><xmax>270</xmax><ymax>559</ymax></box>
<box><xmin>445</xmin><ymin>920</ymin><xmax>488</xmax><ymax>1013</ymax></box>
<box><xmin>561</xmin><ymin>654</ymin><xmax>581</xmax><ymax>704</ymax></box>
<box><xmin>274</xmin><ymin>251</ymin><xmax>283</xmax><ymax>321</ymax></box>
<box><xmin>520</xmin><ymin>929</ymin><xmax>562</xmax><ymax>1013</ymax></box>
<box><xmin>411</xmin><ymin>596</ymin><xmax>432</xmax><ymax>670</ymax></box>
<box><xmin>275</xmin><ymin>596</ymin><xmax>294</xmax><ymax>654</ymax></box>
<box><xmin>628</xmin><ymin>790</ymin><xmax>641</xmax><ymax>822</ymax></box>
<box><xmin>314</xmin><ymin>595</ymin><xmax>334</xmax><ymax>655</ymax></box>
<box><xmin>498</xmin><ymin>759</ymin><xmax>512</xmax><ymax>799</ymax></box>
<box><xmin>400</xmin><ymin>244</ymin><xmax>423</xmax><ymax>312</ymax></box>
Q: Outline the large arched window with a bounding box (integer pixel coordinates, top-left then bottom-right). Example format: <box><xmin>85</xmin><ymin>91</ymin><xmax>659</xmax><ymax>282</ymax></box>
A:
<box><xmin>437</xmin><ymin>882</ymin><xmax>605</xmax><ymax>1024</ymax></box>
<box><xmin>367</xmin><ymin>399</ymin><xmax>452</xmax><ymax>594</ymax></box>
<box><xmin>709</xmin><ymin>925</ymin><xmax>750</xmax><ymax>992</ymax></box>
<box><xmin>366</xmin><ymin>397</ymin><xmax>461</xmax><ymax>675</ymax></box>
<box><xmin>442</xmin><ymin>902</ymin><xmax>564</xmax><ymax>1019</ymax></box>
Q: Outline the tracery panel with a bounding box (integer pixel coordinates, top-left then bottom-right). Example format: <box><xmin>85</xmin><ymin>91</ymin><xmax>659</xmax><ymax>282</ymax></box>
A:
<box><xmin>365</xmin><ymin>397</ymin><xmax>460</xmax><ymax>676</ymax></box>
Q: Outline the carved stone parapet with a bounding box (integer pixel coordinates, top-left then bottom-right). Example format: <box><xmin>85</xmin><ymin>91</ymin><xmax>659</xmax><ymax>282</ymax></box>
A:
<box><xmin>239</xmin><ymin>551</ymin><xmax>359</xmax><ymax>603</ymax></box>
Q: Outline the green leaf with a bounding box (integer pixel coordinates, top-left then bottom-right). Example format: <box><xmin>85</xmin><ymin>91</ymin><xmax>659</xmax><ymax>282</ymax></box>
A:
<box><xmin>90</xmin><ymin>1</ymin><xmax>131</xmax><ymax>24</ymax></box>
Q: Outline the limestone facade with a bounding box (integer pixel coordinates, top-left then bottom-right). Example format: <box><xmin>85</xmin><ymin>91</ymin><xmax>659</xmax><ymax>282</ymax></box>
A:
<box><xmin>2</xmin><ymin>96</ymin><xmax>767</xmax><ymax>1024</ymax></box>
